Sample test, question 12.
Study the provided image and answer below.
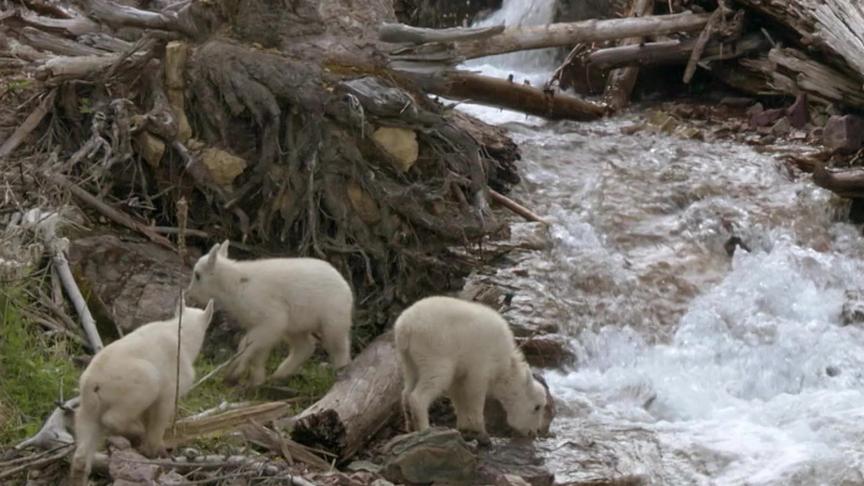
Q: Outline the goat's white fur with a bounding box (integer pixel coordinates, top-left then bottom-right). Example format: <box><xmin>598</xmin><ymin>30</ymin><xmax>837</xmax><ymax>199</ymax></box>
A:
<box><xmin>394</xmin><ymin>296</ymin><xmax>547</xmax><ymax>444</ymax></box>
<box><xmin>69</xmin><ymin>296</ymin><xmax>215</xmax><ymax>486</ymax></box>
<box><xmin>186</xmin><ymin>240</ymin><xmax>354</xmax><ymax>387</ymax></box>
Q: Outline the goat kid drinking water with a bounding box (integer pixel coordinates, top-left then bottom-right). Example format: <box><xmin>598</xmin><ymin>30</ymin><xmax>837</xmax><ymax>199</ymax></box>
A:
<box><xmin>395</xmin><ymin>295</ymin><xmax>548</xmax><ymax>445</ymax></box>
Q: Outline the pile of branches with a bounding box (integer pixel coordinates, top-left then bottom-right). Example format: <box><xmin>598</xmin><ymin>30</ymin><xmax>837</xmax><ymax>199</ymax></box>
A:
<box><xmin>0</xmin><ymin>0</ymin><xmax>523</xmax><ymax>337</ymax></box>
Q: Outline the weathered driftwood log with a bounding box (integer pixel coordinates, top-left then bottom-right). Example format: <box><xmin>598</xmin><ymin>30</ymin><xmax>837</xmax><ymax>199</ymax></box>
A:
<box><xmin>71</xmin><ymin>0</ymin><xmax>198</xmax><ymax>36</ymax></box>
<box><xmin>722</xmin><ymin>47</ymin><xmax>864</xmax><ymax>110</ymax></box>
<box><xmin>734</xmin><ymin>0</ymin><xmax>864</xmax><ymax>78</ymax></box>
<box><xmin>379</xmin><ymin>23</ymin><xmax>505</xmax><ymax>44</ymax></box>
<box><xmin>589</xmin><ymin>33</ymin><xmax>769</xmax><ymax>70</ymax></box>
<box><xmin>603</xmin><ymin>0</ymin><xmax>656</xmax><ymax>111</ymax></box>
<box><xmin>388</xmin><ymin>11</ymin><xmax>714</xmax><ymax>64</ymax></box>
<box><xmin>18</xmin><ymin>26</ymin><xmax>108</xmax><ymax>56</ymax></box>
<box><xmin>290</xmin><ymin>331</ymin><xmax>403</xmax><ymax>461</ymax></box>
<box><xmin>455</xmin><ymin>11</ymin><xmax>714</xmax><ymax>60</ymax></box>
<box><xmin>813</xmin><ymin>164</ymin><xmax>864</xmax><ymax>198</ymax></box>
<box><xmin>16</xmin><ymin>397</ymin><xmax>80</xmax><ymax>450</ymax></box>
<box><xmin>412</xmin><ymin>71</ymin><xmax>606</xmax><ymax>121</ymax></box>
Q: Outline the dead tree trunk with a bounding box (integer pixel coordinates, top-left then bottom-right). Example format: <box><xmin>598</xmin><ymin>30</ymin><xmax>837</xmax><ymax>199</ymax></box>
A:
<box><xmin>813</xmin><ymin>164</ymin><xmax>864</xmax><ymax>198</ymax></box>
<box><xmin>411</xmin><ymin>71</ymin><xmax>606</xmax><ymax>120</ymax></box>
<box><xmin>603</xmin><ymin>0</ymin><xmax>656</xmax><ymax>111</ymax></box>
<box><xmin>719</xmin><ymin>47</ymin><xmax>864</xmax><ymax>110</ymax></box>
<box><xmin>387</xmin><ymin>11</ymin><xmax>715</xmax><ymax>66</ymax></box>
<box><xmin>290</xmin><ymin>332</ymin><xmax>403</xmax><ymax>462</ymax></box>
<box><xmin>454</xmin><ymin>11</ymin><xmax>714</xmax><ymax>60</ymax></box>
<box><xmin>734</xmin><ymin>0</ymin><xmax>864</xmax><ymax>78</ymax></box>
<box><xmin>588</xmin><ymin>33</ymin><xmax>768</xmax><ymax>70</ymax></box>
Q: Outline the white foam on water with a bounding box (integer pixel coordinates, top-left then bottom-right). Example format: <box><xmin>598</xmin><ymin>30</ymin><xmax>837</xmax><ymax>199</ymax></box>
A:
<box><xmin>546</xmin><ymin>239</ymin><xmax>864</xmax><ymax>484</ymax></box>
<box><xmin>451</xmin><ymin>2</ymin><xmax>864</xmax><ymax>483</ymax></box>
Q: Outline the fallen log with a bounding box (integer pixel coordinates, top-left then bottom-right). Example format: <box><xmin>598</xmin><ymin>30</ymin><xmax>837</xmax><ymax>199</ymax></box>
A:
<box><xmin>379</xmin><ymin>23</ymin><xmax>505</xmax><ymax>44</ymax></box>
<box><xmin>18</xmin><ymin>26</ymin><xmax>109</xmax><ymax>56</ymax></box>
<box><xmin>589</xmin><ymin>33</ymin><xmax>768</xmax><ymax>70</ymax></box>
<box><xmin>388</xmin><ymin>11</ymin><xmax>715</xmax><ymax>64</ymax></box>
<box><xmin>813</xmin><ymin>164</ymin><xmax>864</xmax><ymax>198</ymax></box>
<box><xmin>735</xmin><ymin>0</ymin><xmax>864</xmax><ymax>79</ymax></box>
<box><xmin>455</xmin><ymin>11</ymin><xmax>715</xmax><ymax>60</ymax></box>
<box><xmin>290</xmin><ymin>331</ymin><xmax>403</xmax><ymax>462</ymax></box>
<box><xmin>730</xmin><ymin>47</ymin><xmax>864</xmax><ymax>110</ymax></box>
<box><xmin>18</xmin><ymin>10</ymin><xmax>100</xmax><ymax>36</ymax></box>
<box><xmin>73</xmin><ymin>0</ymin><xmax>196</xmax><ymax>36</ymax></box>
<box><xmin>411</xmin><ymin>70</ymin><xmax>606</xmax><ymax>121</ymax></box>
<box><xmin>603</xmin><ymin>0</ymin><xmax>656</xmax><ymax>111</ymax></box>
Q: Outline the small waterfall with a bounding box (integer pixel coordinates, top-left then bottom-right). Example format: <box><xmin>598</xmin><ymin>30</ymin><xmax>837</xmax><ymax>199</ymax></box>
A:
<box><xmin>454</xmin><ymin>0</ymin><xmax>560</xmax><ymax>125</ymax></box>
<box><xmin>467</xmin><ymin>0</ymin><xmax>561</xmax><ymax>73</ymax></box>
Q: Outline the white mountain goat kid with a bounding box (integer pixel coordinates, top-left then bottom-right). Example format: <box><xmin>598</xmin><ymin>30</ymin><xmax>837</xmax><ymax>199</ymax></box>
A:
<box><xmin>394</xmin><ymin>295</ymin><xmax>548</xmax><ymax>445</ymax></box>
<box><xmin>186</xmin><ymin>240</ymin><xmax>354</xmax><ymax>387</ymax></box>
<box><xmin>70</xmin><ymin>296</ymin><xmax>215</xmax><ymax>486</ymax></box>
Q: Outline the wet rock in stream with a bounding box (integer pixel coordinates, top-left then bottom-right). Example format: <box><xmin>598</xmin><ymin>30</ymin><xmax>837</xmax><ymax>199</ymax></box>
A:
<box><xmin>841</xmin><ymin>289</ymin><xmax>864</xmax><ymax>326</ymax></box>
<box><xmin>380</xmin><ymin>427</ymin><xmax>557</xmax><ymax>486</ymax></box>
<box><xmin>381</xmin><ymin>428</ymin><xmax>477</xmax><ymax>484</ymax></box>
<box><xmin>476</xmin><ymin>441</ymin><xmax>555</xmax><ymax>486</ymax></box>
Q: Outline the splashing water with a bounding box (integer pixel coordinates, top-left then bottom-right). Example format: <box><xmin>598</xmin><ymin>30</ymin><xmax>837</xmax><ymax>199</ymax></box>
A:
<box><xmin>455</xmin><ymin>2</ymin><xmax>864</xmax><ymax>485</ymax></box>
<box><xmin>455</xmin><ymin>0</ymin><xmax>560</xmax><ymax>125</ymax></box>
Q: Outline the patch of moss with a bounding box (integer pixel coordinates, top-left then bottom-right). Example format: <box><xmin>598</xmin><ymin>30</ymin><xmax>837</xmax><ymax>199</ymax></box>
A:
<box><xmin>0</xmin><ymin>287</ymin><xmax>83</xmax><ymax>446</ymax></box>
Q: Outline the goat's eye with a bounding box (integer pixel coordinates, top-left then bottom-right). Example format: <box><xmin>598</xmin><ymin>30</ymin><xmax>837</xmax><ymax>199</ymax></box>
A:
<box><xmin>194</xmin><ymin>271</ymin><xmax>201</xmax><ymax>281</ymax></box>
<box><xmin>534</xmin><ymin>404</ymin><xmax>542</xmax><ymax>412</ymax></box>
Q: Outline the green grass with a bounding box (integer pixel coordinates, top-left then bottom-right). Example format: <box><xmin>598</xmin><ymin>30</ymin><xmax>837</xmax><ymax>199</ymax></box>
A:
<box><xmin>0</xmin><ymin>287</ymin><xmax>83</xmax><ymax>446</ymax></box>
<box><xmin>0</xmin><ymin>285</ymin><xmax>336</xmax><ymax>451</ymax></box>
<box><xmin>181</xmin><ymin>346</ymin><xmax>337</xmax><ymax>417</ymax></box>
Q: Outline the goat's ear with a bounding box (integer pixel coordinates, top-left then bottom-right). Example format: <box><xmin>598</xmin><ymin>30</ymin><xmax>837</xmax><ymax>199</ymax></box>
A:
<box><xmin>206</xmin><ymin>243</ymin><xmax>220</xmax><ymax>268</ymax></box>
<box><xmin>218</xmin><ymin>239</ymin><xmax>230</xmax><ymax>258</ymax></box>
<box><xmin>203</xmin><ymin>298</ymin><xmax>215</xmax><ymax>323</ymax></box>
<box><xmin>525</xmin><ymin>367</ymin><xmax>535</xmax><ymax>387</ymax></box>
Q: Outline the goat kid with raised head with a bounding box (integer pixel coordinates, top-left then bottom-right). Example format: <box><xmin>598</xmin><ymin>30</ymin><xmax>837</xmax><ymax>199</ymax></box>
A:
<box><xmin>186</xmin><ymin>240</ymin><xmax>355</xmax><ymax>387</ymax></box>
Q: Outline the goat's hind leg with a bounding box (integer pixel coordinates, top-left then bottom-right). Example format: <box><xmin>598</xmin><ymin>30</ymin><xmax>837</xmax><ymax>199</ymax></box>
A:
<box><xmin>271</xmin><ymin>332</ymin><xmax>316</xmax><ymax>381</ymax></box>
<box><xmin>141</xmin><ymin>396</ymin><xmax>175</xmax><ymax>458</ymax></box>
<box><xmin>407</xmin><ymin>361</ymin><xmax>454</xmax><ymax>432</ymax></box>
<box><xmin>226</xmin><ymin>326</ymin><xmax>279</xmax><ymax>387</ymax></box>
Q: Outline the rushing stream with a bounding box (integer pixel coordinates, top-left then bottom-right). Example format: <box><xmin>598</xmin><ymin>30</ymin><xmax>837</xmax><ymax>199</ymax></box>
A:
<box><xmin>456</xmin><ymin>1</ymin><xmax>864</xmax><ymax>484</ymax></box>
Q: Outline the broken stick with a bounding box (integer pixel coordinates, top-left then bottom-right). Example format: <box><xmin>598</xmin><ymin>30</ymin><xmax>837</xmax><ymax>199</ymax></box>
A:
<box><xmin>683</xmin><ymin>6</ymin><xmax>727</xmax><ymax>83</ymax></box>
<box><xmin>0</xmin><ymin>89</ymin><xmax>57</xmax><ymax>159</ymax></box>
<box><xmin>32</xmin><ymin>211</ymin><xmax>104</xmax><ymax>352</ymax></box>
<box><xmin>47</xmin><ymin>173</ymin><xmax>175</xmax><ymax>250</ymax></box>
<box><xmin>489</xmin><ymin>189</ymin><xmax>549</xmax><ymax>225</ymax></box>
